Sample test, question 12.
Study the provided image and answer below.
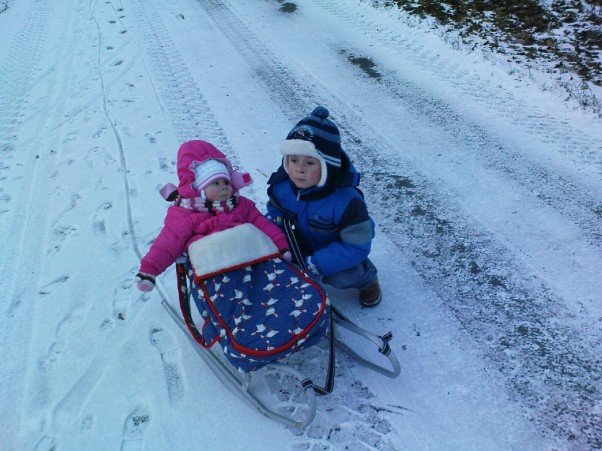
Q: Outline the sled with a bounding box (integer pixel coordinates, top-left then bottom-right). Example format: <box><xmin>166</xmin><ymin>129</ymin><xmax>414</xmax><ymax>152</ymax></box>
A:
<box><xmin>162</xmin><ymin>225</ymin><xmax>400</xmax><ymax>428</ymax></box>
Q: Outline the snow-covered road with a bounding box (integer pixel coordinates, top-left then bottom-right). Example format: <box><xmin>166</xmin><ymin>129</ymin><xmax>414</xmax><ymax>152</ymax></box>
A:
<box><xmin>1</xmin><ymin>0</ymin><xmax>600</xmax><ymax>449</ymax></box>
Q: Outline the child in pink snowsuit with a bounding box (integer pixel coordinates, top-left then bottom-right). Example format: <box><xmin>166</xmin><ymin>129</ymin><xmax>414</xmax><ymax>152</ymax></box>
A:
<box><xmin>135</xmin><ymin>140</ymin><xmax>291</xmax><ymax>291</ymax></box>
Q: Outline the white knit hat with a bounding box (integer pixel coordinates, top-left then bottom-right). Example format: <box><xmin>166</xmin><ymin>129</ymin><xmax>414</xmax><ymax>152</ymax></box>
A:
<box><xmin>192</xmin><ymin>159</ymin><xmax>231</xmax><ymax>192</ymax></box>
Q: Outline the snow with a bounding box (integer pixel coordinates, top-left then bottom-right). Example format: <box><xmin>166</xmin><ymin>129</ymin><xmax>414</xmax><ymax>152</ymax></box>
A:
<box><xmin>1</xmin><ymin>0</ymin><xmax>600</xmax><ymax>450</ymax></box>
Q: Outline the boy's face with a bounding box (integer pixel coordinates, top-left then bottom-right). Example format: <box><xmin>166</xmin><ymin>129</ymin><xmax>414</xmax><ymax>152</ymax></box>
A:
<box><xmin>287</xmin><ymin>155</ymin><xmax>321</xmax><ymax>189</ymax></box>
<box><xmin>204</xmin><ymin>178</ymin><xmax>233</xmax><ymax>202</ymax></box>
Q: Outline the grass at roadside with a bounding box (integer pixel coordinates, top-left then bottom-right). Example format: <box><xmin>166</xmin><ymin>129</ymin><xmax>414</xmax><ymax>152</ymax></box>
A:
<box><xmin>373</xmin><ymin>0</ymin><xmax>602</xmax><ymax>113</ymax></box>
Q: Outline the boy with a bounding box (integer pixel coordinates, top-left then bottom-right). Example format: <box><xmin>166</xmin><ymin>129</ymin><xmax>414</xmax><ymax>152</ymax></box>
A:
<box><xmin>266</xmin><ymin>106</ymin><xmax>381</xmax><ymax>307</ymax></box>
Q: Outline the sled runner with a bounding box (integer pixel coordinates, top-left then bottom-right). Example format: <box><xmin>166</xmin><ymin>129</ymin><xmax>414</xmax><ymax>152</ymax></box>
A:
<box><xmin>163</xmin><ymin>223</ymin><xmax>400</xmax><ymax>428</ymax></box>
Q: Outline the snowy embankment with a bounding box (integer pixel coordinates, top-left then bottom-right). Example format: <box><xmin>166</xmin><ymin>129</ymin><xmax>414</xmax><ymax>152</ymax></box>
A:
<box><xmin>0</xmin><ymin>0</ymin><xmax>600</xmax><ymax>450</ymax></box>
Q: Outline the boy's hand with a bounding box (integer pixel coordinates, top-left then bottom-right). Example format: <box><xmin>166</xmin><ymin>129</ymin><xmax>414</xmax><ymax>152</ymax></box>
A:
<box><xmin>280</xmin><ymin>249</ymin><xmax>292</xmax><ymax>262</ymax></box>
<box><xmin>305</xmin><ymin>256</ymin><xmax>320</xmax><ymax>276</ymax></box>
<box><xmin>134</xmin><ymin>272</ymin><xmax>156</xmax><ymax>292</ymax></box>
<box><xmin>267</xmin><ymin>214</ymin><xmax>283</xmax><ymax>226</ymax></box>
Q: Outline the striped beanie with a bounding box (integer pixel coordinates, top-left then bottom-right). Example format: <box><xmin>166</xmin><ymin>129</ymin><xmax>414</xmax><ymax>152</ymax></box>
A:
<box><xmin>192</xmin><ymin>159</ymin><xmax>231</xmax><ymax>194</ymax></box>
<box><xmin>280</xmin><ymin>106</ymin><xmax>342</xmax><ymax>187</ymax></box>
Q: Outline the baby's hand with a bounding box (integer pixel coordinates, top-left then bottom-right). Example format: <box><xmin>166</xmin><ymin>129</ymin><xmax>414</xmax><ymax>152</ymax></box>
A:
<box><xmin>134</xmin><ymin>272</ymin><xmax>156</xmax><ymax>292</ymax></box>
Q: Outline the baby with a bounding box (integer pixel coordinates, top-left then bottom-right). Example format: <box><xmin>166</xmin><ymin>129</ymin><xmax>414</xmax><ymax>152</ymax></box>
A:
<box><xmin>135</xmin><ymin>140</ymin><xmax>290</xmax><ymax>291</ymax></box>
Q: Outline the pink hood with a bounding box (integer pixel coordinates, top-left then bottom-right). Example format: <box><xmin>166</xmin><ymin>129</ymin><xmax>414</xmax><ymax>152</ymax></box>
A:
<box><xmin>176</xmin><ymin>140</ymin><xmax>252</xmax><ymax>199</ymax></box>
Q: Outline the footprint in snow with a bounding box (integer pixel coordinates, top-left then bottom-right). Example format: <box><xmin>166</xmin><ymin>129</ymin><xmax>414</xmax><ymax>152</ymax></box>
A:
<box><xmin>63</xmin><ymin>131</ymin><xmax>78</xmax><ymax>143</ymax></box>
<box><xmin>120</xmin><ymin>405</ymin><xmax>151</xmax><ymax>451</ymax></box>
<box><xmin>84</xmin><ymin>146</ymin><xmax>117</xmax><ymax>168</ymax></box>
<box><xmin>80</xmin><ymin>414</ymin><xmax>94</xmax><ymax>431</ymax></box>
<box><xmin>112</xmin><ymin>280</ymin><xmax>134</xmax><ymax>322</ymax></box>
<box><xmin>93</xmin><ymin>201</ymin><xmax>112</xmax><ymax>234</ymax></box>
<box><xmin>38</xmin><ymin>274</ymin><xmax>70</xmax><ymax>296</ymax></box>
<box><xmin>47</xmin><ymin>224</ymin><xmax>78</xmax><ymax>255</ymax></box>
<box><xmin>38</xmin><ymin>306</ymin><xmax>85</xmax><ymax>373</ymax></box>
<box><xmin>150</xmin><ymin>326</ymin><xmax>185</xmax><ymax>402</ymax></box>
<box><xmin>34</xmin><ymin>435</ymin><xmax>56</xmax><ymax>451</ymax></box>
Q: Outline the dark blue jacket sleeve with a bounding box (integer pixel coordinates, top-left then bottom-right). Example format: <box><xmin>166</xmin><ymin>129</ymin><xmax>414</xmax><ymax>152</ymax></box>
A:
<box><xmin>312</xmin><ymin>197</ymin><xmax>374</xmax><ymax>276</ymax></box>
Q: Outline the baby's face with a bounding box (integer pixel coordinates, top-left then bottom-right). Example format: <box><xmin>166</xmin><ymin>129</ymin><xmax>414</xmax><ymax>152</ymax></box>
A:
<box><xmin>204</xmin><ymin>178</ymin><xmax>233</xmax><ymax>202</ymax></box>
<box><xmin>287</xmin><ymin>155</ymin><xmax>321</xmax><ymax>189</ymax></box>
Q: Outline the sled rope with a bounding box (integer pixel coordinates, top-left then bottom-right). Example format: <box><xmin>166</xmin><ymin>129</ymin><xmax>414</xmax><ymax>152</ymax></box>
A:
<box><xmin>300</xmin><ymin>313</ymin><xmax>335</xmax><ymax>396</ymax></box>
<box><xmin>283</xmin><ymin>219</ymin><xmax>307</xmax><ymax>271</ymax></box>
<box><xmin>176</xmin><ymin>262</ymin><xmax>206</xmax><ymax>347</ymax></box>
<box><xmin>331</xmin><ymin>305</ymin><xmax>400</xmax><ymax>378</ymax></box>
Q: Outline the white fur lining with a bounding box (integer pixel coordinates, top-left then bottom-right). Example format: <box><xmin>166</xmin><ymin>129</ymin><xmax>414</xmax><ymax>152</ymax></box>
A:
<box><xmin>280</xmin><ymin>139</ymin><xmax>327</xmax><ymax>187</ymax></box>
<box><xmin>188</xmin><ymin>223</ymin><xmax>278</xmax><ymax>278</ymax></box>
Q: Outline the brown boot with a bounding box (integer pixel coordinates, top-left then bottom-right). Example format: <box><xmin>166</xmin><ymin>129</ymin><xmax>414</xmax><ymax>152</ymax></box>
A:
<box><xmin>359</xmin><ymin>280</ymin><xmax>382</xmax><ymax>307</ymax></box>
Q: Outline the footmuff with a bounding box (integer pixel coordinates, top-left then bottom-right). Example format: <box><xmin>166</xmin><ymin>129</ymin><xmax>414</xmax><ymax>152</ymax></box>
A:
<box><xmin>185</xmin><ymin>223</ymin><xmax>330</xmax><ymax>372</ymax></box>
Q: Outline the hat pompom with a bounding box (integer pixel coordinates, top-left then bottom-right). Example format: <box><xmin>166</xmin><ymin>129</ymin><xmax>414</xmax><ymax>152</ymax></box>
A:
<box><xmin>311</xmin><ymin>106</ymin><xmax>329</xmax><ymax>119</ymax></box>
<box><xmin>160</xmin><ymin>183</ymin><xmax>179</xmax><ymax>201</ymax></box>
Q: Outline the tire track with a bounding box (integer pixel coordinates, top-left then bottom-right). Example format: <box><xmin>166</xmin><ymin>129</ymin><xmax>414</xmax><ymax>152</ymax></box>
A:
<box><xmin>124</xmin><ymin>2</ymin><xmax>230</xmax><ymax>148</ymax></box>
<box><xmin>375</xmin><ymin>74</ymin><xmax>602</xmax><ymax>246</ymax></box>
<box><xmin>0</xmin><ymin>1</ymin><xmax>81</xmax><ymax>448</ymax></box>
<box><xmin>311</xmin><ymin>0</ymin><xmax>601</xmax><ymax>171</ymax></box>
<box><xmin>0</xmin><ymin>1</ymin><xmax>53</xmax><ymax>219</ymax></box>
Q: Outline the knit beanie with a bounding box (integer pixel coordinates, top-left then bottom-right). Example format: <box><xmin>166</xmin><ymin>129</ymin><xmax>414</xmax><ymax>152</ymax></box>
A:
<box><xmin>280</xmin><ymin>106</ymin><xmax>342</xmax><ymax>187</ymax></box>
<box><xmin>192</xmin><ymin>159</ymin><xmax>231</xmax><ymax>193</ymax></box>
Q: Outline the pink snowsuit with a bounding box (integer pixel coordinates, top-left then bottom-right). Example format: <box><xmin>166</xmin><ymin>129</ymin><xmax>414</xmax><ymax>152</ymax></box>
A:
<box><xmin>139</xmin><ymin>140</ymin><xmax>288</xmax><ymax>277</ymax></box>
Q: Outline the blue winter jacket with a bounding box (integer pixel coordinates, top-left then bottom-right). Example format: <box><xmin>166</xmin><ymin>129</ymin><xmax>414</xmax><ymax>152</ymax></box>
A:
<box><xmin>266</xmin><ymin>151</ymin><xmax>375</xmax><ymax>277</ymax></box>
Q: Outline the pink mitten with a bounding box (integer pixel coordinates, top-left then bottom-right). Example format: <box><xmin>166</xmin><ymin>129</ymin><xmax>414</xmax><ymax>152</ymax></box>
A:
<box><xmin>134</xmin><ymin>272</ymin><xmax>156</xmax><ymax>292</ymax></box>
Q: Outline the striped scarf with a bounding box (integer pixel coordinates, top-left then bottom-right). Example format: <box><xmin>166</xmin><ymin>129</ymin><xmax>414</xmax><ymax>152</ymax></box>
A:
<box><xmin>177</xmin><ymin>194</ymin><xmax>238</xmax><ymax>214</ymax></box>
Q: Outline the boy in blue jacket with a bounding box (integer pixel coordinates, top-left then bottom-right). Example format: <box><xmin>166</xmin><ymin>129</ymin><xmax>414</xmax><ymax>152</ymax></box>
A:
<box><xmin>266</xmin><ymin>106</ymin><xmax>381</xmax><ymax>307</ymax></box>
